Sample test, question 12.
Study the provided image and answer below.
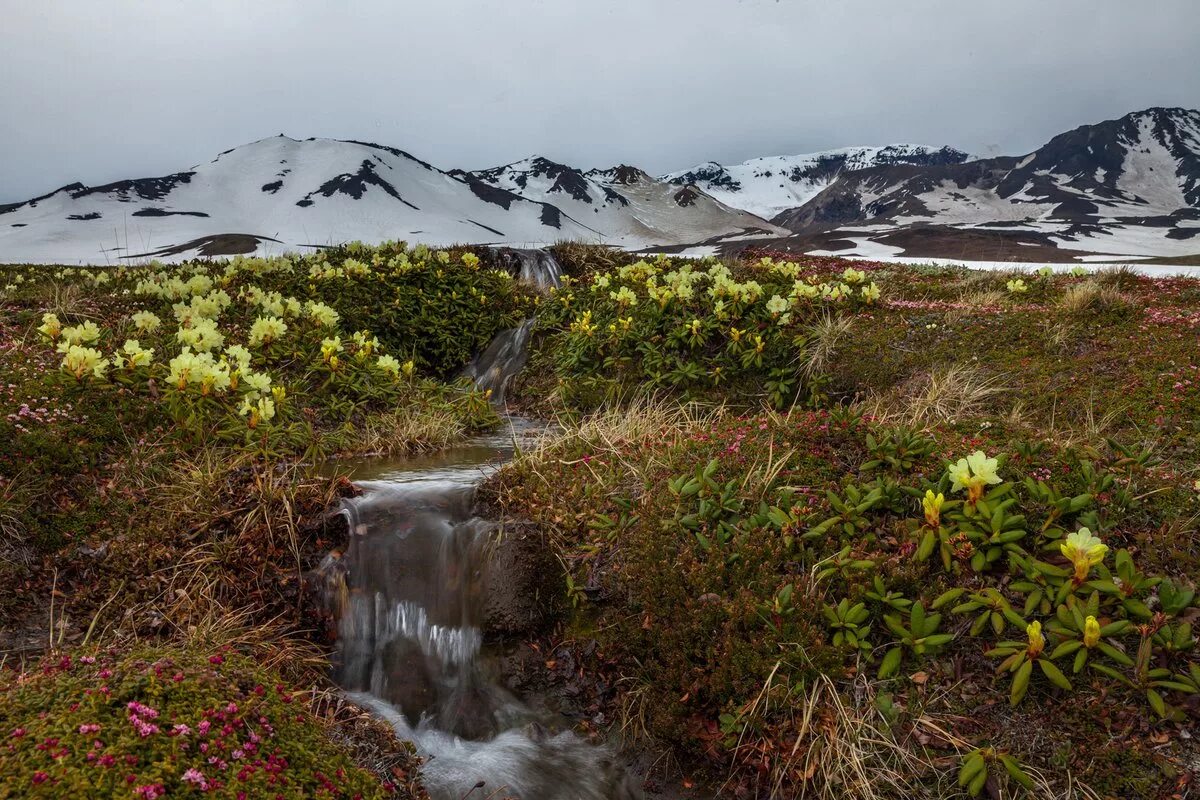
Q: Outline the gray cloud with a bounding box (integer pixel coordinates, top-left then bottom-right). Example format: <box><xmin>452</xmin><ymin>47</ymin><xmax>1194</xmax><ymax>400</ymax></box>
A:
<box><xmin>2</xmin><ymin>0</ymin><xmax>1198</xmax><ymax>202</ymax></box>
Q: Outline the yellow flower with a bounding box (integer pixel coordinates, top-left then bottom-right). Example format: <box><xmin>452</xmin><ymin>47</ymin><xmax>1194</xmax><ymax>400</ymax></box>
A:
<box><xmin>61</xmin><ymin>345</ymin><xmax>107</xmax><ymax>380</ymax></box>
<box><xmin>922</xmin><ymin>490</ymin><xmax>944</xmax><ymax>528</ymax></box>
<box><xmin>1060</xmin><ymin>527</ymin><xmax>1107</xmax><ymax>584</ymax></box>
<box><xmin>37</xmin><ymin>313</ymin><xmax>62</xmax><ymax>340</ymax></box>
<box><xmin>1007</xmin><ymin>278</ymin><xmax>1028</xmax><ymax>294</ymax></box>
<box><xmin>60</xmin><ymin>320</ymin><xmax>101</xmax><ymax>347</ymax></box>
<box><xmin>271</xmin><ymin>385</ymin><xmax>287</xmax><ymax>404</ymax></box>
<box><xmin>241</xmin><ymin>371</ymin><xmax>272</xmax><ymax>398</ymax></box>
<box><xmin>1026</xmin><ymin>620</ymin><xmax>1045</xmax><ymax>659</ymax></box>
<box><xmin>461</xmin><ymin>252</ymin><xmax>480</xmax><ymax>269</ymax></box>
<box><xmin>239</xmin><ymin>396</ymin><xmax>275</xmax><ymax>429</ymax></box>
<box><xmin>131</xmin><ymin>310</ymin><xmax>161</xmax><ymax>333</ymax></box>
<box><xmin>320</xmin><ymin>336</ymin><xmax>344</xmax><ymax>363</ymax></box>
<box><xmin>118</xmin><ymin>339</ymin><xmax>153</xmax><ymax>369</ymax></box>
<box><xmin>947</xmin><ymin>451</ymin><xmax>1002</xmax><ymax>505</ymax></box>
<box><xmin>305</xmin><ymin>301</ymin><xmax>340</xmax><ymax>328</ymax></box>
<box><xmin>765</xmin><ymin>294</ymin><xmax>789</xmax><ymax>317</ymax></box>
<box><xmin>860</xmin><ymin>282</ymin><xmax>881</xmax><ymax>304</ymax></box>
<box><xmin>248</xmin><ymin>316</ymin><xmax>287</xmax><ymax>347</ymax></box>
<box><xmin>376</xmin><ymin>354</ymin><xmax>401</xmax><ymax>377</ymax></box>
<box><xmin>842</xmin><ymin>267</ymin><xmax>867</xmax><ymax>285</ymax></box>
<box><xmin>1083</xmin><ymin>615</ymin><xmax>1101</xmax><ymax>648</ymax></box>
<box><xmin>401</xmin><ymin>360</ymin><xmax>415</xmax><ymax>378</ymax></box>
<box><xmin>609</xmin><ymin>286</ymin><xmax>636</xmax><ymax>308</ymax></box>
<box><xmin>175</xmin><ymin>318</ymin><xmax>224</xmax><ymax>352</ymax></box>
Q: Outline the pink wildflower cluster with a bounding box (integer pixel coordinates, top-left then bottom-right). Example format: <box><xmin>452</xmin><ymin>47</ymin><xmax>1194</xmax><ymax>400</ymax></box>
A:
<box><xmin>127</xmin><ymin>701</ymin><xmax>160</xmax><ymax>738</ymax></box>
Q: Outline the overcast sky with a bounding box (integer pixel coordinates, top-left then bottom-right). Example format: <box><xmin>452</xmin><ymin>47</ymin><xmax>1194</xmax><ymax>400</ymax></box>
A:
<box><xmin>3</xmin><ymin>0</ymin><xmax>1198</xmax><ymax>202</ymax></box>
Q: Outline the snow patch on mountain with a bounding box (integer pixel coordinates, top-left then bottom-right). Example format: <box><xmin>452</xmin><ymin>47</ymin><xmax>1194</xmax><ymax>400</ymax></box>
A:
<box><xmin>662</xmin><ymin>144</ymin><xmax>972</xmax><ymax>219</ymax></box>
<box><xmin>0</xmin><ymin>137</ymin><xmax>593</xmax><ymax>264</ymax></box>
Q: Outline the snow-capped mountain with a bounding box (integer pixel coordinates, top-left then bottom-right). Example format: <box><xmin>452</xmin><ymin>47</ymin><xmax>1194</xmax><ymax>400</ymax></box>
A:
<box><xmin>0</xmin><ymin>136</ymin><xmax>596</xmax><ymax>264</ymax></box>
<box><xmin>662</xmin><ymin>145</ymin><xmax>972</xmax><ymax>219</ymax></box>
<box><xmin>463</xmin><ymin>157</ymin><xmax>787</xmax><ymax>246</ymax></box>
<box><xmin>2</xmin><ymin>108</ymin><xmax>1198</xmax><ymax>265</ymax></box>
<box><xmin>769</xmin><ymin>107</ymin><xmax>1200</xmax><ymax>259</ymax></box>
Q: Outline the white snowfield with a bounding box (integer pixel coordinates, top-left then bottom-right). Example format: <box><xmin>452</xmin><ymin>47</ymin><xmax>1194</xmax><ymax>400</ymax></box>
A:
<box><xmin>468</xmin><ymin>158</ymin><xmax>789</xmax><ymax>247</ymax></box>
<box><xmin>0</xmin><ymin>136</ymin><xmax>598</xmax><ymax>265</ymax></box>
<box><xmin>662</xmin><ymin>144</ymin><xmax>971</xmax><ymax>219</ymax></box>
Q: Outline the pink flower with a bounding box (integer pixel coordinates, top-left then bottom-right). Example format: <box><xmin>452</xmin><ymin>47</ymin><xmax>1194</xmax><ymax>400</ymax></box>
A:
<box><xmin>181</xmin><ymin>768</ymin><xmax>208</xmax><ymax>789</ymax></box>
<box><xmin>209</xmin><ymin>654</ymin><xmax>224</xmax><ymax>665</ymax></box>
<box><xmin>78</xmin><ymin>723</ymin><xmax>102</xmax><ymax>734</ymax></box>
<box><xmin>133</xmin><ymin>784</ymin><xmax>166</xmax><ymax>799</ymax></box>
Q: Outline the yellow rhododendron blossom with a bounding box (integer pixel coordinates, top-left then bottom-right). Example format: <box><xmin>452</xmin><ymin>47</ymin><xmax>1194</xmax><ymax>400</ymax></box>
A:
<box><xmin>861</xmin><ymin>282</ymin><xmax>881</xmax><ymax>304</ymax></box>
<box><xmin>461</xmin><ymin>252</ymin><xmax>480</xmax><ymax>269</ymax></box>
<box><xmin>923</xmin><ymin>490</ymin><xmax>944</xmax><ymax>528</ymax></box>
<box><xmin>321</xmin><ymin>336</ymin><xmax>344</xmax><ymax>363</ymax></box>
<box><xmin>1060</xmin><ymin>527</ymin><xmax>1107</xmax><ymax>584</ymax></box>
<box><xmin>37</xmin><ymin>313</ymin><xmax>62</xmax><ymax>340</ymax></box>
<box><xmin>610</xmin><ymin>286</ymin><xmax>637</xmax><ymax>307</ymax></box>
<box><xmin>131</xmin><ymin>310</ymin><xmax>161</xmax><ymax>333</ymax></box>
<box><xmin>118</xmin><ymin>339</ymin><xmax>153</xmax><ymax>369</ymax></box>
<box><xmin>1026</xmin><ymin>620</ymin><xmax>1045</xmax><ymax>659</ymax></box>
<box><xmin>1007</xmin><ymin>278</ymin><xmax>1028</xmax><ymax>294</ymax></box>
<box><xmin>306</xmin><ymin>301</ymin><xmax>340</xmax><ymax>328</ymax></box>
<box><xmin>376</xmin><ymin>354</ymin><xmax>401</xmax><ymax>377</ymax></box>
<box><xmin>61</xmin><ymin>345</ymin><xmax>107</xmax><ymax>380</ymax></box>
<box><xmin>225</xmin><ymin>344</ymin><xmax>252</xmax><ymax>371</ymax></box>
<box><xmin>1083</xmin><ymin>615</ymin><xmax>1101</xmax><ymax>648</ymax></box>
<box><xmin>842</xmin><ymin>267</ymin><xmax>867</xmax><ymax>284</ymax></box>
<box><xmin>401</xmin><ymin>360</ymin><xmax>415</xmax><ymax>378</ymax></box>
<box><xmin>241</xmin><ymin>371</ymin><xmax>272</xmax><ymax>398</ymax></box>
<box><xmin>239</xmin><ymin>396</ymin><xmax>276</xmax><ymax>429</ymax></box>
<box><xmin>765</xmin><ymin>294</ymin><xmax>789</xmax><ymax>317</ymax></box>
<box><xmin>60</xmin><ymin>320</ymin><xmax>101</xmax><ymax>347</ymax></box>
<box><xmin>176</xmin><ymin>318</ymin><xmax>224</xmax><ymax>352</ymax></box>
<box><xmin>947</xmin><ymin>451</ymin><xmax>1002</xmax><ymax>505</ymax></box>
<box><xmin>248</xmin><ymin>316</ymin><xmax>287</xmax><ymax>347</ymax></box>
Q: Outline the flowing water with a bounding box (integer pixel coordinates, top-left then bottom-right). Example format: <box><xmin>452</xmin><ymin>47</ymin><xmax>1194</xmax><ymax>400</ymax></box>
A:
<box><xmin>316</xmin><ymin>249</ymin><xmax>644</xmax><ymax>799</ymax></box>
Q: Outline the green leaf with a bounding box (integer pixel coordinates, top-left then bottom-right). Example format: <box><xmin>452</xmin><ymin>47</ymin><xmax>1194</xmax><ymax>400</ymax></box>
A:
<box><xmin>1039</xmin><ymin>658</ymin><xmax>1073</xmax><ymax>690</ymax></box>
<box><xmin>1147</xmin><ymin>688</ymin><xmax>1167</xmax><ymax>718</ymax></box>
<box><xmin>878</xmin><ymin>647</ymin><xmax>903</xmax><ymax>679</ymax></box>
<box><xmin>1011</xmin><ymin>660</ymin><xmax>1033</xmax><ymax>705</ymax></box>
<box><xmin>1000</xmin><ymin>754</ymin><xmax>1036</xmax><ymax>790</ymax></box>
<box><xmin>958</xmin><ymin>752</ymin><xmax>986</xmax><ymax>787</ymax></box>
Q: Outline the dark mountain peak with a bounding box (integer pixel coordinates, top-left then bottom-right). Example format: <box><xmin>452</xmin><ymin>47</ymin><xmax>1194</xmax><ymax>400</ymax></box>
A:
<box><xmin>589</xmin><ymin>164</ymin><xmax>651</xmax><ymax>185</ymax></box>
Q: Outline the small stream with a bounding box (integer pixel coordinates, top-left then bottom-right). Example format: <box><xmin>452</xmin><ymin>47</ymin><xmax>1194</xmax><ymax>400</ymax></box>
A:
<box><xmin>316</xmin><ymin>250</ymin><xmax>644</xmax><ymax>799</ymax></box>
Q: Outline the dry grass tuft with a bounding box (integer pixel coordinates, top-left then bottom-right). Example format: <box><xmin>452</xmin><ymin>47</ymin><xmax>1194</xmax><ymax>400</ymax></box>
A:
<box><xmin>1093</xmin><ymin>264</ymin><xmax>1143</xmax><ymax>290</ymax></box>
<box><xmin>355</xmin><ymin>407</ymin><xmax>467</xmax><ymax>456</ymax></box>
<box><xmin>944</xmin><ymin>288</ymin><xmax>1004</xmax><ymax>324</ymax></box>
<box><xmin>1056</xmin><ymin>279</ymin><xmax>1132</xmax><ymax>316</ymax></box>
<box><xmin>861</xmin><ymin>365</ymin><xmax>1008</xmax><ymax>427</ymax></box>
<box><xmin>801</xmin><ymin>313</ymin><xmax>854</xmax><ymax>380</ymax></box>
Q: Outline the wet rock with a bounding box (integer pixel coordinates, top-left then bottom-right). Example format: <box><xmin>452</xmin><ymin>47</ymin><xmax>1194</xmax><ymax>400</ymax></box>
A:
<box><xmin>482</xmin><ymin>523</ymin><xmax>563</xmax><ymax>637</ymax></box>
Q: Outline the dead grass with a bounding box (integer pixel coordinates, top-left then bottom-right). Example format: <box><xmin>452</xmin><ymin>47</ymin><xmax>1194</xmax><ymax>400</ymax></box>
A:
<box><xmin>945</xmin><ymin>288</ymin><xmax>1005</xmax><ymax>325</ymax></box>
<box><xmin>860</xmin><ymin>364</ymin><xmax>1008</xmax><ymax>427</ymax></box>
<box><xmin>1056</xmin><ymin>280</ymin><xmax>1128</xmax><ymax>316</ymax></box>
<box><xmin>801</xmin><ymin>313</ymin><xmax>854</xmax><ymax>380</ymax></box>
<box><xmin>354</xmin><ymin>406</ymin><xmax>468</xmax><ymax>456</ymax></box>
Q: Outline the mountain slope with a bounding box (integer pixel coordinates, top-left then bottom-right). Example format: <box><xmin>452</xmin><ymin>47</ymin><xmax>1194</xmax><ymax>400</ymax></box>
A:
<box><xmin>770</xmin><ymin>108</ymin><xmax>1200</xmax><ymax>259</ymax></box>
<box><xmin>662</xmin><ymin>144</ymin><xmax>972</xmax><ymax>219</ymax></box>
<box><xmin>0</xmin><ymin>136</ymin><xmax>594</xmax><ymax>264</ymax></box>
<box><xmin>464</xmin><ymin>157</ymin><xmax>787</xmax><ymax>246</ymax></box>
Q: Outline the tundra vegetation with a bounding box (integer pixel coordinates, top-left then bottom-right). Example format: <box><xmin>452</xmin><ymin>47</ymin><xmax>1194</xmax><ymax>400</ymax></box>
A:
<box><xmin>2</xmin><ymin>241</ymin><xmax>1199</xmax><ymax>798</ymax></box>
